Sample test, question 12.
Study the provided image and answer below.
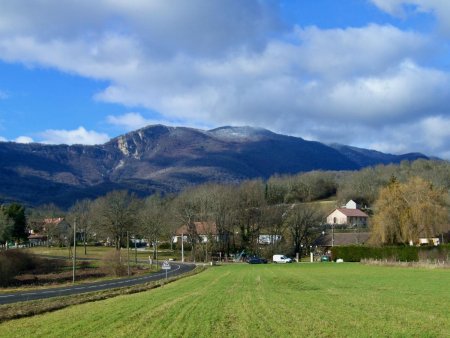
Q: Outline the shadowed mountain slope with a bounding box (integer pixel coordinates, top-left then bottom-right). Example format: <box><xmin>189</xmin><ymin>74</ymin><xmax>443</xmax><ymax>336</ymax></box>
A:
<box><xmin>0</xmin><ymin>125</ymin><xmax>428</xmax><ymax>207</ymax></box>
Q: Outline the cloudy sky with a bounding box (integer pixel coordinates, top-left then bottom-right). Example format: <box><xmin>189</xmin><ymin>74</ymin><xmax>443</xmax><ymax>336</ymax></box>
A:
<box><xmin>0</xmin><ymin>0</ymin><xmax>450</xmax><ymax>158</ymax></box>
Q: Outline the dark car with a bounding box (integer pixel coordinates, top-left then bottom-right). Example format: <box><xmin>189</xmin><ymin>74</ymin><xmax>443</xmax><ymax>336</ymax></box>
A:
<box><xmin>247</xmin><ymin>257</ymin><xmax>268</xmax><ymax>264</ymax></box>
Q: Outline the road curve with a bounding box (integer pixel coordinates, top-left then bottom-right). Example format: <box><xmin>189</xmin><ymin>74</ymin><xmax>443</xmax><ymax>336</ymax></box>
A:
<box><xmin>0</xmin><ymin>262</ymin><xmax>195</xmax><ymax>305</ymax></box>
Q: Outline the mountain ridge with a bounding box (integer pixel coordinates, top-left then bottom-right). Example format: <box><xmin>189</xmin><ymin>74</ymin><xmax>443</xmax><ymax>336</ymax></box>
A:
<box><xmin>0</xmin><ymin>125</ymin><xmax>429</xmax><ymax>207</ymax></box>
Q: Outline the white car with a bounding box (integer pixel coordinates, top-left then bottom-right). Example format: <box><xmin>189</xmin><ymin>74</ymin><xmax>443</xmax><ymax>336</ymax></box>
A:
<box><xmin>273</xmin><ymin>255</ymin><xmax>293</xmax><ymax>263</ymax></box>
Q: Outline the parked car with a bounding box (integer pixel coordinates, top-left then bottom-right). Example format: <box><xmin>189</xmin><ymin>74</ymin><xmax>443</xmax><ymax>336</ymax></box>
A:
<box><xmin>273</xmin><ymin>254</ymin><xmax>293</xmax><ymax>263</ymax></box>
<box><xmin>247</xmin><ymin>257</ymin><xmax>268</xmax><ymax>264</ymax></box>
<box><xmin>320</xmin><ymin>255</ymin><xmax>331</xmax><ymax>262</ymax></box>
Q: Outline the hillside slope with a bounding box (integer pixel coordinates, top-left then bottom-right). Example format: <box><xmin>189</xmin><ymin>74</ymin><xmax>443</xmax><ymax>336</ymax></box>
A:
<box><xmin>0</xmin><ymin>125</ymin><xmax>428</xmax><ymax>207</ymax></box>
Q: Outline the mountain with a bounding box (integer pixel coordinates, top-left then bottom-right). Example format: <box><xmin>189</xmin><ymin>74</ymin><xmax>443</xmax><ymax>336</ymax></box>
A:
<box><xmin>0</xmin><ymin>125</ymin><xmax>428</xmax><ymax>207</ymax></box>
<box><xmin>328</xmin><ymin>144</ymin><xmax>428</xmax><ymax>168</ymax></box>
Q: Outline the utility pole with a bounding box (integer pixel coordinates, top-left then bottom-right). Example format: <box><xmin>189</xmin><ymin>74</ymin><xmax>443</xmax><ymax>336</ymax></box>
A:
<box><xmin>134</xmin><ymin>236</ymin><xmax>137</xmax><ymax>264</ymax></box>
<box><xmin>84</xmin><ymin>229</ymin><xmax>87</xmax><ymax>255</ymax></box>
<box><xmin>332</xmin><ymin>223</ymin><xmax>335</xmax><ymax>247</ymax></box>
<box><xmin>181</xmin><ymin>233</ymin><xmax>184</xmax><ymax>263</ymax></box>
<box><xmin>155</xmin><ymin>239</ymin><xmax>158</xmax><ymax>266</ymax></box>
<box><xmin>72</xmin><ymin>219</ymin><xmax>76</xmax><ymax>284</ymax></box>
<box><xmin>127</xmin><ymin>231</ymin><xmax>130</xmax><ymax>276</ymax></box>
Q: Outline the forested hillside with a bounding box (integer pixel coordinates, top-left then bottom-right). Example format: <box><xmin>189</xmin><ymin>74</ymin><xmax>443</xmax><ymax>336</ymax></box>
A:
<box><xmin>0</xmin><ymin>125</ymin><xmax>428</xmax><ymax>207</ymax></box>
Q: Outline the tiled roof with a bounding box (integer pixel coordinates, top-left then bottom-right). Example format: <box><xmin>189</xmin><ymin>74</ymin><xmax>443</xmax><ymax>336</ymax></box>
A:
<box><xmin>335</xmin><ymin>208</ymin><xmax>368</xmax><ymax>217</ymax></box>
<box><xmin>313</xmin><ymin>232</ymin><xmax>371</xmax><ymax>246</ymax></box>
<box><xmin>28</xmin><ymin>234</ymin><xmax>47</xmax><ymax>239</ymax></box>
<box><xmin>175</xmin><ymin>222</ymin><xmax>217</xmax><ymax>236</ymax></box>
<box><xmin>43</xmin><ymin>217</ymin><xmax>64</xmax><ymax>224</ymax></box>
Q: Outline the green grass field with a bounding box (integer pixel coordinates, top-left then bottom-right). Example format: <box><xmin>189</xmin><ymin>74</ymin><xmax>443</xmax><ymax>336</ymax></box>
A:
<box><xmin>1</xmin><ymin>263</ymin><xmax>449</xmax><ymax>337</ymax></box>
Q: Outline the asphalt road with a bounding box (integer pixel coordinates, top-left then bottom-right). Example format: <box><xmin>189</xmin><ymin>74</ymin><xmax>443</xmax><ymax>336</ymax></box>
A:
<box><xmin>0</xmin><ymin>262</ymin><xmax>195</xmax><ymax>305</ymax></box>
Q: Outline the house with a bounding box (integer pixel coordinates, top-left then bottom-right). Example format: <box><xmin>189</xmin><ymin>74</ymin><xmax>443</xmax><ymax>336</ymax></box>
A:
<box><xmin>28</xmin><ymin>230</ymin><xmax>47</xmax><ymax>246</ymax></box>
<box><xmin>344</xmin><ymin>200</ymin><xmax>359</xmax><ymax>209</ymax></box>
<box><xmin>172</xmin><ymin>222</ymin><xmax>222</xmax><ymax>243</ymax></box>
<box><xmin>326</xmin><ymin>200</ymin><xmax>369</xmax><ymax>227</ymax></box>
<box><xmin>257</xmin><ymin>234</ymin><xmax>282</xmax><ymax>245</ymax></box>
<box><xmin>28</xmin><ymin>218</ymin><xmax>71</xmax><ymax>246</ymax></box>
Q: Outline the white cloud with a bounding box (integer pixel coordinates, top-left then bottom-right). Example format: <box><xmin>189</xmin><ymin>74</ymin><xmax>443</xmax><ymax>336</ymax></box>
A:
<box><xmin>94</xmin><ymin>25</ymin><xmax>436</xmax><ymax>126</ymax></box>
<box><xmin>107</xmin><ymin>112</ymin><xmax>153</xmax><ymax>130</ymax></box>
<box><xmin>0</xmin><ymin>1</ymin><xmax>281</xmax><ymax>57</ymax></box>
<box><xmin>322</xmin><ymin>60</ymin><xmax>450</xmax><ymax>123</ymax></box>
<box><xmin>371</xmin><ymin>0</ymin><xmax>450</xmax><ymax>36</ymax></box>
<box><xmin>106</xmin><ymin>112</ymin><xmax>191</xmax><ymax>131</ymax></box>
<box><xmin>367</xmin><ymin>115</ymin><xmax>450</xmax><ymax>158</ymax></box>
<box><xmin>15</xmin><ymin>136</ymin><xmax>34</xmax><ymax>144</ymax></box>
<box><xmin>0</xmin><ymin>136</ymin><xmax>7</xmax><ymax>142</ymax></box>
<box><xmin>294</xmin><ymin>25</ymin><xmax>429</xmax><ymax>79</ymax></box>
<box><xmin>370</xmin><ymin>0</ymin><xmax>408</xmax><ymax>17</ymax></box>
<box><xmin>40</xmin><ymin>127</ymin><xmax>110</xmax><ymax>145</ymax></box>
<box><xmin>0</xmin><ymin>2</ymin><xmax>450</xmax><ymax>157</ymax></box>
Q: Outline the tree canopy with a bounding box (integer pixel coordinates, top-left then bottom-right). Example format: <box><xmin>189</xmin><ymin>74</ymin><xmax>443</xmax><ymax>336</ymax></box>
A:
<box><xmin>370</xmin><ymin>177</ymin><xmax>449</xmax><ymax>245</ymax></box>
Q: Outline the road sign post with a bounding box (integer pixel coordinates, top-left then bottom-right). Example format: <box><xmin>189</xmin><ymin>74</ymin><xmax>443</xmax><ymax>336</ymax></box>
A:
<box><xmin>161</xmin><ymin>260</ymin><xmax>171</xmax><ymax>280</ymax></box>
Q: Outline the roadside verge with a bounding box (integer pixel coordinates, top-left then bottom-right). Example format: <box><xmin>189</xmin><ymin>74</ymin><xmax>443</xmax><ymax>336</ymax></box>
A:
<box><xmin>0</xmin><ymin>265</ymin><xmax>206</xmax><ymax>323</ymax></box>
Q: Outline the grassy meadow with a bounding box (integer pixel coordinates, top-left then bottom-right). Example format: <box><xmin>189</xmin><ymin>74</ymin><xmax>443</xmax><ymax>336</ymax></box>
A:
<box><xmin>1</xmin><ymin>263</ymin><xmax>449</xmax><ymax>337</ymax></box>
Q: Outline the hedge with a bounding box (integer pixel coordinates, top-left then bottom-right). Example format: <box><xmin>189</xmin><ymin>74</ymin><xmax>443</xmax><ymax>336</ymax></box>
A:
<box><xmin>330</xmin><ymin>245</ymin><xmax>449</xmax><ymax>262</ymax></box>
<box><xmin>0</xmin><ymin>250</ymin><xmax>37</xmax><ymax>286</ymax></box>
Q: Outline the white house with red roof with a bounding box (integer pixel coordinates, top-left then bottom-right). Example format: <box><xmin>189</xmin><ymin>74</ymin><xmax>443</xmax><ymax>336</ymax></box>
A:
<box><xmin>173</xmin><ymin>222</ymin><xmax>220</xmax><ymax>243</ymax></box>
<box><xmin>326</xmin><ymin>200</ymin><xmax>368</xmax><ymax>227</ymax></box>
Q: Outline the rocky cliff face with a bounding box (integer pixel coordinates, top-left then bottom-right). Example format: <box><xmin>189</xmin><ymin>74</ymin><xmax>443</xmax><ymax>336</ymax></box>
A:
<box><xmin>0</xmin><ymin>125</ymin><xmax>428</xmax><ymax>207</ymax></box>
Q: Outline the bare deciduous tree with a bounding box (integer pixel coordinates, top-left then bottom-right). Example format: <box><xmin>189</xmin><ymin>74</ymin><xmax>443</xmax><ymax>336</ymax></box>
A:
<box><xmin>173</xmin><ymin>189</ymin><xmax>200</xmax><ymax>261</ymax></box>
<box><xmin>67</xmin><ymin>199</ymin><xmax>94</xmax><ymax>255</ymax></box>
<box><xmin>138</xmin><ymin>195</ymin><xmax>168</xmax><ymax>259</ymax></box>
<box><xmin>91</xmin><ymin>191</ymin><xmax>141</xmax><ymax>249</ymax></box>
<box><xmin>284</xmin><ymin>203</ymin><xmax>322</xmax><ymax>255</ymax></box>
<box><xmin>235</xmin><ymin>180</ymin><xmax>266</xmax><ymax>253</ymax></box>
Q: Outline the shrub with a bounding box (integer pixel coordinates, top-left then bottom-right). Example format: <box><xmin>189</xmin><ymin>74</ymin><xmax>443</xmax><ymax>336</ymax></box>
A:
<box><xmin>418</xmin><ymin>246</ymin><xmax>450</xmax><ymax>262</ymax></box>
<box><xmin>102</xmin><ymin>250</ymin><xmax>127</xmax><ymax>277</ymax></box>
<box><xmin>158</xmin><ymin>242</ymin><xmax>172</xmax><ymax>250</ymax></box>
<box><xmin>331</xmin><ymin>246</ymin><xmax>419</xmax><ymax>262</ymax></box>
<box><xmin>176</xmin><ymin>242</ymin><xmax>192</xmax><ymax>251</ymax></box>
<box><xmin>333</xmin><ymin>245</ymin><xmax>450</xmax><ymax>263</ymax></box>
<box><xmin>0</xmin><ymin>250</ymin><xmax>37</xmax><ymax>286</ymax></box>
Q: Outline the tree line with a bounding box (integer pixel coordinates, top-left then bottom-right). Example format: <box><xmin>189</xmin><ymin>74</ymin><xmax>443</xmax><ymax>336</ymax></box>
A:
<box><xmin>1</xmin><ymin>159</ymin><xmax>449</xmax><ymax>260</ymax></box>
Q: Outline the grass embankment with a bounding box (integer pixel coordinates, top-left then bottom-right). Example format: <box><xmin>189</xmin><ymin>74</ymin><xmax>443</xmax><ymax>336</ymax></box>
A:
<box><xmin>0</xmin><ymin>265</ymin><xmax>205</xmax><ymax>324</ymax></box>
<box><xmin>1</xmin><ymin>263</ymin><xmax>449</xmax><ymax>337</ymax></box>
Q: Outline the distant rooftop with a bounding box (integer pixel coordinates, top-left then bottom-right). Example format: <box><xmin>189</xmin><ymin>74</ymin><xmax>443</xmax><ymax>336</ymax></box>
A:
<box><xmin>313</xmin><ymin>232</ymin><xmax>371</xmax><ymax>247</ymax></box>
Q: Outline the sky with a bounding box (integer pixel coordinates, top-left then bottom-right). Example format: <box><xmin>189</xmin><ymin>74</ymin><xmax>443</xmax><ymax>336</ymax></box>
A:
<box><xmin>1</xmin><ymin>0</ymin><xmax>450</xmax><ymax>158</ymax></box>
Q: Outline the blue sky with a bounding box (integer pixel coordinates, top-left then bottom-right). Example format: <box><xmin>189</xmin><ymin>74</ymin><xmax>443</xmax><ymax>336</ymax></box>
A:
<box><xmin>1</xmin><ymin>0</ymin><xmax>450</xmax><ymax>158</ymax></box>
